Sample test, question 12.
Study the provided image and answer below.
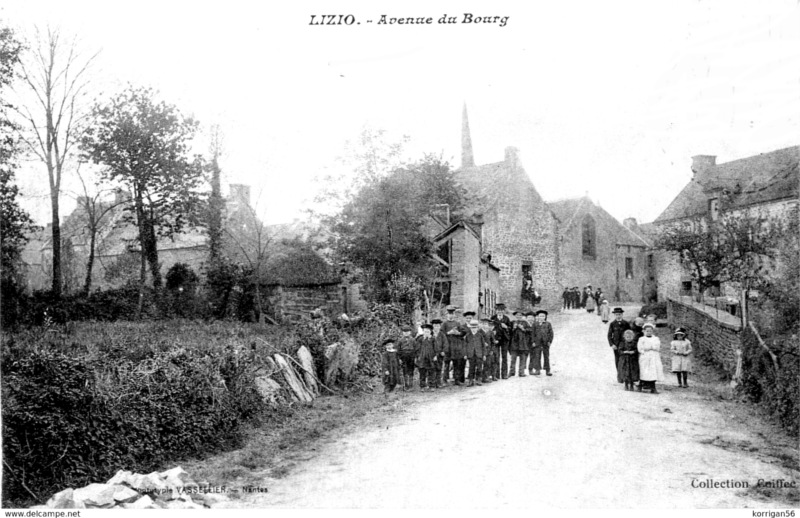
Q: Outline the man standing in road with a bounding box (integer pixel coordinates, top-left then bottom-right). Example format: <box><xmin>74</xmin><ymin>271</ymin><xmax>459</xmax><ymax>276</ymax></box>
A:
<box><xmin>530</xmin><ymin>309</ymin><xmax>554</xmax><ymax>376</ymax></box>
<box><xmin>464</xmin><ymin>318</ymin><xmax>486</xmax><ymax>386</ymax></box>
<box><xmin>490</xmin><ymin>303</ymin><xmax>513</xmax><ymax>379</ymax></box>
<box><xmin>607</xmin><ymin>307</ymin><xmax>630</xmax><ymax>380</ymax></box>
<box><xmin>509</xmin><ymin>310</ymin><xmax>531</xmax><ymax>376</ymax></box>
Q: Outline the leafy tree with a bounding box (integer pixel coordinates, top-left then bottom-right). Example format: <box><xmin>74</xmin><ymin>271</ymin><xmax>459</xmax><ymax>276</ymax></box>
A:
<box><xmin>80</xmin><ymin>85</ymin><xmax>206</xmax><ymax>296</ymax></box>
<box><xmin>14</xmin><ymin>26</ymin><xmax>98</xmax><ymax>298</ymax></box>
<box><xmin>330</xmin><ymin>154</ymin><xmax>469</xmax><ymax>304</ymax></box>
<box><xmin>312</xmin><ymin>126</ymin><xmax>409</xmax><ymax>221</ymax></box>
<box><xmin>0</xmin><ymin>169</ymin><xmax>35</xmax><ymax>284</ymax></box>
<box><xmin>0</xmin><ymin>25</ymin><xmax>36</xmax><ymax>328</ymax></box>
<box><xmin>654</xmin><ymin>217</ymin><xmax>728</xmax><ymax>297</ymax></box>
<box><xmin>655</xmin><ymin>206</ymin><xmax>780</xmax><ymax>305</ymax></box>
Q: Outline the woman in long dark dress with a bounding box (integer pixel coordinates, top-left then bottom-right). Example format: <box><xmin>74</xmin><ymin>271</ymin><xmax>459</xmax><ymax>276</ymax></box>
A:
<box><xmin>617</xmin><ymin>329</ymin><xmax>640</xmax><ymax>390</ymax></box>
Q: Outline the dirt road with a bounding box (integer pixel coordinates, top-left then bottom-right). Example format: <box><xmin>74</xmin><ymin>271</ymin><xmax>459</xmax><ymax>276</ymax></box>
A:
<box><xmin>225</xmin><ymin>309</ymin><xmax>799</xmax><ymax>508</ymax></box>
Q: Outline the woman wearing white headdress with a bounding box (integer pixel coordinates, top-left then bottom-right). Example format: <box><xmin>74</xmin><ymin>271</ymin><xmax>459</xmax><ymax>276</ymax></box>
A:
<box><xmin>637</xmin><ymin>322</ymin><xmax>664</xmax><ymax>393</ymax></box>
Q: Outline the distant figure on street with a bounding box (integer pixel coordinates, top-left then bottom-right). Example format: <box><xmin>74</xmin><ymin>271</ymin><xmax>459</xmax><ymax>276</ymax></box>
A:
<box><xmin>599</xmin><ymin>300</ymin><xmax>610</xmax><ymax>323</ymax></box>
<box><xmin>637</xmin><ymin>323</ymin><xmax>664</xmax><ymax>394</ymax></box>
<box><xmin>670</xmin><ymin>327</ymin><xmax>692</xmax><ymax>388</ymax></box>
<box><xmin>585</xmin><ymin>294</ymin><xmax>596</xmax><ymax>313</ymax></box>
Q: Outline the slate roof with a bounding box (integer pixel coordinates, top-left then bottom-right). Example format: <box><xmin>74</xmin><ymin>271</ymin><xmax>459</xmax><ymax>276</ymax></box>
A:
<box><xmin>655</xmin><ymin>146</ymin><xmax>799</xmax><ymax>223</ymax></box>
<box><xmin>547</xmin><ymin>196</ymin><xmax>651</xmax><ymax>248</ymax></box>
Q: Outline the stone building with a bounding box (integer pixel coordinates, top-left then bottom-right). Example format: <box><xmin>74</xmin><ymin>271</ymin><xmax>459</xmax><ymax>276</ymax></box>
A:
<box><xmin>20</xmin><ymin>183</ymin><xmax>346</xmax><ymax>321</ymax></box>
<box><xmin>652</xmin><ymin>146</ymin><xmax>800</xmax><ymax>301</ymax></box>
<box><xmin>455</xmin><ymin>106</ymin><xmax>561</xmax><ymax>310</ymax></box>
<box><xmin>549</xmin><ymin>197</ymin><xmax>654</xmax><ymax>302</ymax></box>
<box><xmin>454</xmin><ymin>105</ymin><xmax>652</xmax><ymax>309</ymax></box>
<box><xmin>431</xmin><ymin>218</ymin><xmax>501</xmax><ymax>317</ymax></box>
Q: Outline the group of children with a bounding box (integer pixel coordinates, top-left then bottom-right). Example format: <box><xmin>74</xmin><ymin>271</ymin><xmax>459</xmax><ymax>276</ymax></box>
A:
<box><xmin>609</xmin><ymin>307</ymin><xmax>694</xmax><ymax>394</ymax></box>
<box><xmin>380</xmin><ymin>304</ymin><xmax>554</xmax><ymax>394</ymax></box>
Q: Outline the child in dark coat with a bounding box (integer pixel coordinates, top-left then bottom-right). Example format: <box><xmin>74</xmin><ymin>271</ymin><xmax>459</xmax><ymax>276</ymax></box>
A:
<box><xmin>617</xmin><ymin>329</ymin><xmax>640</xmax><ymax>391</ymax></box>
<box><xmin>415</xmin><ymin>324</ymin><xmax>438</xmax><ymax>391</ymax></box>
<box><xmin>397</xmin><ymin>326</ymin><xmax>417</xmax><ymax>390</ymax></box>
<box><xmin>381</xmin><ymin>338</ymin><xmax>402</xmax><ymax>395</ymax></box>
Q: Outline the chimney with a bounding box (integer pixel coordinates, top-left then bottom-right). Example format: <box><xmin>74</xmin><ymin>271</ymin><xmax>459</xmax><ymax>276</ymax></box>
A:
<box><xmin>461</xmin><ymin>103</ymin><xmax>475</xmax><ymax>169</ymax></box>
<box><xmin>691</xmin><ymin>155</ymin><xmax>716</xmax><ymax>180</ymax></box>
<box><xmin>505</xmin><ymin>146</ymin><xmax>519</xmax><ymax>167</ymax></box>
<box><xmin>623</xmin><ymin>217</ymin><xmax>638</xmax><ymax>230</ymax></box>
<box><xmin>230</xmin><ymin>184</ymin><xmax>251</xmax><ymax>206</ymax></box>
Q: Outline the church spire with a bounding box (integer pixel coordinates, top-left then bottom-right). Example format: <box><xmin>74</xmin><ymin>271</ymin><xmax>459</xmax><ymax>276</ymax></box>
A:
<box><xmin>461</xmin><ymin>102</ymin><xmax>475</xmax><ymax>168</ymax></box>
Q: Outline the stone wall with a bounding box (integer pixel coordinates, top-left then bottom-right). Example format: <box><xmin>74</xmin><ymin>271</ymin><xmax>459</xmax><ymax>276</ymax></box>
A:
<box><xmin>267</xmin><ymin>284</ymin><xmax>343</xmax><ymax>322</ymax></box>
<box><xmin>613</xmin><ymin>244</ymin><xmax>650</xmax><ymax>302</ymax></box>
<box><xmin>479</xmin><ymin>262</ymin><xmax>501</xmax><ymax>318</ymax></box>
<box><xmin>655</xmin><ymin>249</ymin><xmax>685</xmax><ymax>301</ymax></box>
<box><xmin>667</xmin><ymin>297</ymin><xmax>742</xmax><ymax>375</ymax></box>
<box><xmin>448</xmin><ymin>225</ymin><xmax>482</xmax><ymax>312</ymax></box>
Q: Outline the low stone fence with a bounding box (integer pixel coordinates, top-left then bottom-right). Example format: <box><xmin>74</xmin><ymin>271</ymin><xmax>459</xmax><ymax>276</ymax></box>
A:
<box><xmin>667</xmin><ymin>297</ymin><xmax>743</xmax><ymax>376</ymax></box>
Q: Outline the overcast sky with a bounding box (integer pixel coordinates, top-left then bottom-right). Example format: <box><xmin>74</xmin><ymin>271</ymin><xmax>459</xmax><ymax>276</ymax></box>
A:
<box><xmin>4</xmin><ymin>0</ymin><xmax>799</xmax><ymax>227</ymax></box>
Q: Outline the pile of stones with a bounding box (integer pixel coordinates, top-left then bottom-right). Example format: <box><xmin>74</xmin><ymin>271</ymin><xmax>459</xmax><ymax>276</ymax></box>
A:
<box><xmin>32</xmin><ymin>467</ymin><xmax>229</xmax><ymax>509</ymax></box>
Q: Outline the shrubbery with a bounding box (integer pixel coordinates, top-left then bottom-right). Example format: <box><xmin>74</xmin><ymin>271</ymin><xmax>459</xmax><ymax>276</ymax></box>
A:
<box><xmin>1</xmin><ymin>321</ymin><xmax>268</xmax><ymax>508</ymax></box>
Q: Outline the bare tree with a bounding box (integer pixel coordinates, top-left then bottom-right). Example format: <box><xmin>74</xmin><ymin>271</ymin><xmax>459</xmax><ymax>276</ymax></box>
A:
<box><xmin>70</xmin><ymin>162</ymin><xmax>129</xmax><ymax>294</ymax></box>
<box><xmin>14</xmin><ymin>26</ymin><xmax>98</xmax><ymax>298</ymax></box>
<box><xmin>224</xmin><ymin>194</ymin><xmax>274</xmax><ymax>322</ymax></box>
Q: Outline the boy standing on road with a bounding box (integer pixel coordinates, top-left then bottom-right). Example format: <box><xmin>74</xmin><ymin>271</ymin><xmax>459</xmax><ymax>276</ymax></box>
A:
<box><xmin>415</xmin><ymin>323</ymin><xmax>437</xmax><ymax>392</ymax></box>
<box><xmin>431</xmin><ymin>318</ymin><xmax>447</xmax><ymax>389</ymax></box>
<box><xmin>464</xmin><ymin>318</ymin><xmax>486</xmax><ymax>386</ymax></box>
<box><xmin>381</xmin><ymin>338</ymin><xmax>402</xmax><ymax>395</ymax></box>
<box><xmin>397</xmin><ymin>325</ymin><xmax>417</xmax><ymax>391</ymax></box>
<box><xmin>442</xmin><ymin>307</ymin><xmax>468</xmax><ymax>385</ymax></box>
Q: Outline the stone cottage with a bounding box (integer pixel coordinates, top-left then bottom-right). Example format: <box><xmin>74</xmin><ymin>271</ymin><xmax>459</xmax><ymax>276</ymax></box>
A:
<box><xmin>652</xmin><ymin>146</ymin><xmax>800</xmax><ymax>301</ymax></box>
<box><xmin>454</xmin><ymin>105</ymin><xmax>650</xmax><ymax>309</ymax></box>
<box><xmin>455</xmin><ymin>106</ymin><xmax>561</xmax><ymax>310</ymax></box>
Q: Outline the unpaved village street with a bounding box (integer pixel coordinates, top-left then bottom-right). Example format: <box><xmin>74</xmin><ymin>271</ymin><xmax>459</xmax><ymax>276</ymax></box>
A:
<box><xmin>223</xmin><ymin>309</ymin><xmax>799</xmax><ymax>508</ymax></box>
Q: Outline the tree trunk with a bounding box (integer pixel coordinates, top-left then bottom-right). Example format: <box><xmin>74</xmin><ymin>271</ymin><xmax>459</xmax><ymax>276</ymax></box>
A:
<box><xmin>50</xmin><ymin>192</ymin><xmax>62</xmax><ymax>298</ymax></box>
<box><xmin>83</xmin><ymin>225</ymin><xmax>96</xmax><ymax>295</ymax></box>
<box><xmin>208</xmin><ymin>157</ymin><xmax>222</xmax><ymax>265</ymax></box>
<box><xmin>144</xmin><ymin>221</ymin><xmax>161</xmax><ymax>288</ymax></box>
